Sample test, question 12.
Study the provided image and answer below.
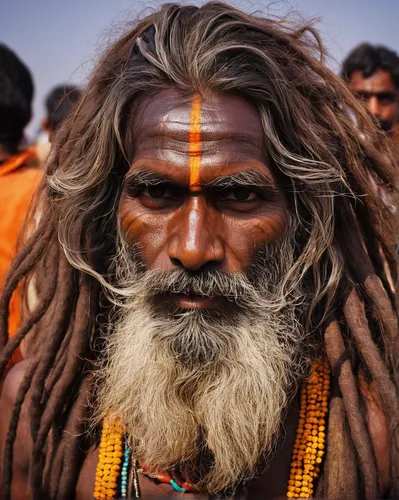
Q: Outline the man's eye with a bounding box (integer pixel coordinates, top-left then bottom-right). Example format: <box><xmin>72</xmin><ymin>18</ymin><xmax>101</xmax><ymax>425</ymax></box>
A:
<box><xmin>378</xmin><ymin>93</ymin><xmax>396</xmax><ymax>104</ymax></box>
<box><xmin>221</xmin><ymin>187</ymin><xmax>258</xmax><ymax>202</ymax></box>
<box><xmin>143</xmin><ymin>185</ymin><xmax>171</xmax><ymax>199</ymax></box>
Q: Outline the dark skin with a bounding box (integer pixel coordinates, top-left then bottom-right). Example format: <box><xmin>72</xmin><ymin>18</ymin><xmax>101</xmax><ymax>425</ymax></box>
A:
<box><xmin>120</xmin><ymin>90</ymin><xmax>288</xmax><ymax>289</ymax></box>
<box><xmin>349</xmin><ymin>69</ymin><xmax>399</xmax><ymax>144</ymax></box>
<box><xmin>0</xmin><ymin>89</ymin><xmax>391</xmax><ymax>498</ymax></box>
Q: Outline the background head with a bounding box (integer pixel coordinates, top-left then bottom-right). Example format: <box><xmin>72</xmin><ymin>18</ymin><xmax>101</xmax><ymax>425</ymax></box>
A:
<box><xmin>43</xmin><ymin>84</ymin><xmax>82</xmax><ymax>138</ymax></box>
<box><xmin>342</xmin><ymin>43</ymin><xmax>399</xmax><ymax>134</ymax></box>
<box><xmin>0</xmin><ymin>43</ymin><xmax>34</xmax><ymax>154</ymax></box>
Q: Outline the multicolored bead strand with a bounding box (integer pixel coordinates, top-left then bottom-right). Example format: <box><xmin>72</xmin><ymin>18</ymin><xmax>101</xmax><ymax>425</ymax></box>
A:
<box><xmin>121</xmin><ymin>441</ymin><xmax>131</xmax><ymax>497</ymax></box>
<box><xmin>139</xmin><ymin>465</ymin><xmax>196</xmax><ymax>493</ymax></box>
<box><xmin>287</xmin><ymin>358</ymin><xmax>330</xmax><ymax>498</ymax></box>
<box><xmin>94</xmin><ymin>418</ymin><xmax>124</xmax><ymax>499</ymax></box>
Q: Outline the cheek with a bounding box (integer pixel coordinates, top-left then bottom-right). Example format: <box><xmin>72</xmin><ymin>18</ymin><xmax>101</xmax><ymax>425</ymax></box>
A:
<box><xmin>222</xmin><ymin>208</ymin><xmax>289</xmax><ymax>272</ymax></box>
<box><xmin>118</xmin><ymin>196</ymin><xmax>169</xmax><ymax>267</ymax></box>
<box><xmin>385</xmin><ymin>105</ymin><xmax>397</xmax><ymax>119</ymax></box>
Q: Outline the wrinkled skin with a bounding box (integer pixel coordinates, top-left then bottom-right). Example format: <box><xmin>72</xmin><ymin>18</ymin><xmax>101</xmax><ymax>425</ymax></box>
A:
<box><xmin>119</xmin><ymin>89</ymin><xmax>288</xmax><ymax>311</ymax></box>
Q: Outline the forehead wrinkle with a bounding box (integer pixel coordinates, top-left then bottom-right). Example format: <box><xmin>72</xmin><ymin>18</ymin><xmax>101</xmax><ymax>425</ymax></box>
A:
<box><xmin>136</xmin><ymin>125</ymin><xmax>263</xmax><ymax>155</ymax></box>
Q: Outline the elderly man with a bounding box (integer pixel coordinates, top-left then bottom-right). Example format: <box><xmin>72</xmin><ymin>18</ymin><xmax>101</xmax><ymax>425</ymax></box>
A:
<box><xmin>0</xmin><ymin>3</ymin><xmax>398</xmax><ymax>500</ymax></box>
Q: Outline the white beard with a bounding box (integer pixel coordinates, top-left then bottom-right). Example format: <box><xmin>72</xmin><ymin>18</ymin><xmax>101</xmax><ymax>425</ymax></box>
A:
<box><xmin>94</xmin><ymin>232</ymin><xmax>307</xmax><ymax>493</ymax></box>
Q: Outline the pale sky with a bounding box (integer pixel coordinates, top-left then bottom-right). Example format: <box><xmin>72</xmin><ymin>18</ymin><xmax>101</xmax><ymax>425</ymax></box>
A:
<box><xmin>2</xmin><ymin>0</ymin><xmax>399</xmax><ymax>138</ymax></box>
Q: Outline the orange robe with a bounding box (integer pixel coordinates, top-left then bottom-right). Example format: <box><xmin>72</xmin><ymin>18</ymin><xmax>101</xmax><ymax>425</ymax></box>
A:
<box><xmin>0</xmin><ymin>149</ymin><xmax>42</xmax><ymax>364</ymax></box>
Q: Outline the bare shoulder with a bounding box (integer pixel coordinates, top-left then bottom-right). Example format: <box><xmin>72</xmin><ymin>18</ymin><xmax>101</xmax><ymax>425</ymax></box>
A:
<box><xmin>0</xmin><ymin>360</ymin><xmax>32</xmax><ymax>499</ymax></box>
<box><xmin>1</xmin><ymin>360</ymin><xmax>30</xmax><ymax>404</ymax></box>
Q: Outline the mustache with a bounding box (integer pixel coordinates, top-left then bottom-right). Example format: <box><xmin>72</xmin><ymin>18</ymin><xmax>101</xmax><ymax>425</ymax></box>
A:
<box><xmin>134</xmin><ymin>268</ymin><xmax>258</xmax><ymax>301</ymax></box>
<box><xmin>376</xmin><ymin>116</ymin><xmax>393</xmax><ymax>133</ymax></box>
<box><xmin>111</xmin><ymin>229</ymin><xmax>296</xmax><ymax>308</ymax></box>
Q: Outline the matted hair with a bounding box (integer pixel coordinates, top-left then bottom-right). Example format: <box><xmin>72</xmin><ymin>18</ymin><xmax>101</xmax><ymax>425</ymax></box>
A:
<box><xmin>1</xmin><ymin>3</ymin><xmax>399</xmax><ymax>499</ymax></box>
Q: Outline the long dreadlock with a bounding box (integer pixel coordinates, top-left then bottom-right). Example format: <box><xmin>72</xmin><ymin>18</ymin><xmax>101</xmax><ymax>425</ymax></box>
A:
<box><xmin>1</xmin><ymin>3</ymin><xmax>399</xmax><ymax>499</ymax></box>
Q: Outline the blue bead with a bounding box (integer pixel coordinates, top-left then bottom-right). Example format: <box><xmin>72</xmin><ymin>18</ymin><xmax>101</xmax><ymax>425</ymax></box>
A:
<box><xmin>170</xmin><ymin>479</ymin><xmax>186</xmax><ymax>493</ymax></box>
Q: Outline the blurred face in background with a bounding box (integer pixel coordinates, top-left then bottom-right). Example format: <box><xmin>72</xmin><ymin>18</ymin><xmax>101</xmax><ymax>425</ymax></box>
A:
<box><xmin>348</xmin><ymin>68</ymin><xmax>398</xmax><ymax>135</ymax></box>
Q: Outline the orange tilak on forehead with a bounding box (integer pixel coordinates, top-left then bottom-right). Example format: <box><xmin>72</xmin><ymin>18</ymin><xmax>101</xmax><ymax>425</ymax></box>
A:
<box><xmin>189</xmin><ymin>94</ymin><xmax>202</xmax><ymax>191</ymax></box>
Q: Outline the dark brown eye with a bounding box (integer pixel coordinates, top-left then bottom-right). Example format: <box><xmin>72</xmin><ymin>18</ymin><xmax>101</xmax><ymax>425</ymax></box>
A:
<box><xmin>378</xmin><ymin>92</ymin><xmax>396</xmax><ymax>104</ymax></box>
<box><xmin>222</xmin><ymin>187</ymin><xmax>257</xmax><ymax>202</ymax></box>
<box><xmin>146</xmin><ymin>185</ymin><xmax>168</xmax><ymax>198</ymax></box>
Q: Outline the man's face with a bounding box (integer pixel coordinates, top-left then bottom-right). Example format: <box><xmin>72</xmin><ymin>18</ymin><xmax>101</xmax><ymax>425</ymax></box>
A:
<box><xmin>119</xmin><ymin>89</ymin><xmax>288</xmax><ymax>310</ymax></box>
<box><xmin>99</xmin><ymin>90</ymin><xmax>304</xmax><ymax>490</ymax></box>
<box><xmin>349</xmin><ymin>68</ymin><xmax>398</xmax><ymax>134</ymax></box>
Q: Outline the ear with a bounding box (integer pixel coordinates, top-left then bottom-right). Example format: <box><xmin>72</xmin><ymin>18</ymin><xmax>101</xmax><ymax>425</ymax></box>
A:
<box><xmin>41</xmin><ymin>117</ymin><xmax>50</xmax><ymax>133</ymax></box>
<box><xmin>40</xmin><ymin>118</ymin><xmax>49</xmax><ymax>132</ymax></box>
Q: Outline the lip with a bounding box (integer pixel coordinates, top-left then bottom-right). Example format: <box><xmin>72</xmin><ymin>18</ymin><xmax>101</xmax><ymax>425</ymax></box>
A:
<box><xmin>171</xmin><ymin>294</ymin><xmax>222</xmax><ymax>309</ymax></box>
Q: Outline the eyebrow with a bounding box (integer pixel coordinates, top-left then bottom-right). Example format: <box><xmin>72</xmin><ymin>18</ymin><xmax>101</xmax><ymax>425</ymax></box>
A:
<box><xmin>125</xmin><ymin>167</ymin><xmax>277</xmax><ymax>191</ymax></box>
<box><xmin>206</xmin><ymin>170</ymin><xmax>276</xmax><ymax>190</ymax></box>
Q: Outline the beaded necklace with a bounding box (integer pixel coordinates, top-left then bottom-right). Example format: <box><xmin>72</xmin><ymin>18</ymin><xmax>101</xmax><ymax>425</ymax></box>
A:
<box><xmin>94</xmin><ymin>359</ymin><xmax>330</xmax><ymax>499</ymax></box>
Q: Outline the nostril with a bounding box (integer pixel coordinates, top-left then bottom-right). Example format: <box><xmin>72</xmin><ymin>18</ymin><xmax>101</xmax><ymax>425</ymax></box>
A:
<box><xmin>171</xmin><ymin>257</ymin><xmax>183</xmax><ymax>267</ymax></box>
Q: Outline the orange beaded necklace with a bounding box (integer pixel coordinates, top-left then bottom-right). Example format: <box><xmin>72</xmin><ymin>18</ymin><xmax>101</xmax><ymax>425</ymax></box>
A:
<box><xmin>286</xmin><ymin>359</ymin><xmax>330</xmax><ymax>498</ymax></box>
<box><xmin>94</xmin><ymin>359</ymin><xmax>330</xmax><ymax>499</ymax></box>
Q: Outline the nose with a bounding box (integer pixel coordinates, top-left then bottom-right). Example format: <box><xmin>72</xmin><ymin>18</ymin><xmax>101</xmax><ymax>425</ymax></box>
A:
<box><xmin>368</xmin><ymin>96</ymin><xmax>381</xmax><ymax>117</ymax></box>
<box><xmin>167</xmin><ymin>197</ymin><xmax>225</xmax><ymax>271</ymax></box>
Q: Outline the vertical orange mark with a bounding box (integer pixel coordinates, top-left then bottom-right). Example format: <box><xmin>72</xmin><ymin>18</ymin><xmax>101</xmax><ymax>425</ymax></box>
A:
<box><xmin>189</xmin><ymin>95</ymin><xmax>201</xmax><ymax>191</ymax></box>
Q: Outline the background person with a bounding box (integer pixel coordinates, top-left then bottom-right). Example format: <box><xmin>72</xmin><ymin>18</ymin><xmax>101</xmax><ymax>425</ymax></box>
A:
<box><xmin>342</xmin><ymin>43</ymin><xmax>399</xmax><ymax>145</ymax></box>
<box><xmin>35</xmin><ymin>84</ymin><xmax>82</xmax><ymax>164</ymax></box>
<box><xmin>0</xmin><ymin>43</ymin><xmax>41</xmax><ymax>366</ymax></box>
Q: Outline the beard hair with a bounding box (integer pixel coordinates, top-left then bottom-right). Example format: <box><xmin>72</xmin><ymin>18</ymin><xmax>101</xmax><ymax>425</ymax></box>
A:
<box><xmin>94</xmin><ymin>223</ymin><xmax>309</xmax><ymax>494</ymax></box>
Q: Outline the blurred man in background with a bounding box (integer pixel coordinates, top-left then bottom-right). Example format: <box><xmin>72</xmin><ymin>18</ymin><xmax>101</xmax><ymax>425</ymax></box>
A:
<box><xmin>35</xmin><ymin>84</ymin><xmax>82</xmax><ymax>163</ymax></box>
<box><xmin>342</xmin><ymin>44</ymin><xmax>399</xmax><ymax>146</ymax></box>
<box><xmin>0</xmin><ymin>43</ymin><xmax>41</xmax><ymax>364</ymax></box>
